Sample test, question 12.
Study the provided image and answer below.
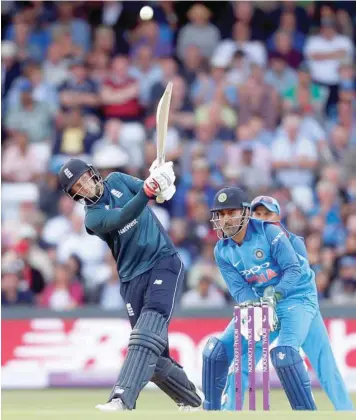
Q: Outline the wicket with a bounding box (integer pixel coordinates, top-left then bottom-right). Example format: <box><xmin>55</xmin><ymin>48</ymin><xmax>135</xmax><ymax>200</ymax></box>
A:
<box><xmin>234</xmin><ymin>303</ymin><xmax>270</xmax><ymax>411</ymax></box>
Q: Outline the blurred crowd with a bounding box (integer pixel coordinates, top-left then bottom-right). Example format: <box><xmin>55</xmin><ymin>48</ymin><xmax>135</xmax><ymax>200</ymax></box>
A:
<box><xmin>1</xmin><ymin>1</ymin><xmax>356</xmax><ymax>310</ymax></box>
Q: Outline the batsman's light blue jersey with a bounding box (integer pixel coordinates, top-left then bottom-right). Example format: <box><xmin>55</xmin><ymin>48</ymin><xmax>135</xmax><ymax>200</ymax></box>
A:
<box><xmin>214</xmin><ymin>219</ymin><xmax>316</xmax><ymax>303</ymax></box>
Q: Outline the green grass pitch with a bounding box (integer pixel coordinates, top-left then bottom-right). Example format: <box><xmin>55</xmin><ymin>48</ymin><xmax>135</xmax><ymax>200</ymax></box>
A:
<box><xmin>2</xmin><ymin>389</ymin><xmax>356</xmax><ymax>419</ymax></box>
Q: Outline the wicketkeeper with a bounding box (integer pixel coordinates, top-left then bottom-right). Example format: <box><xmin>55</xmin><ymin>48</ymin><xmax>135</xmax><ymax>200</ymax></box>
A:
<box><xmin>220</xmin><ymin>195</ymin><xmax>354</xmax><ymax>411</ymax></box>
<box><xmin>58</xmin><ymin>158</ymin><xmax>202</xmax><ymax>412</ymax></box>
<box><xmin>202</xmin><ymin>187</ymin><xmax>354</xmax><ymax>411</ymax></box>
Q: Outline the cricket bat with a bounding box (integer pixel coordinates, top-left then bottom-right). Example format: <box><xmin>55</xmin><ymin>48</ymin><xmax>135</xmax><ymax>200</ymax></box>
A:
<box><xmin>155</xmin><ymin>81</ymin><xmax>173</xmax><ymax>203</ymax></box>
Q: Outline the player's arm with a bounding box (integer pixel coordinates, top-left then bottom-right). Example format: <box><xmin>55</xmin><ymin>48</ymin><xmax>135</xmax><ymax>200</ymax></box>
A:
<box><xmin>110</xmin><ymin>172</ymin><xmax>144</xmax><ymax>194</ymax></box>
<box><xmin>214</xmin><ymin>246</ymin><xmax>258</xmax><ymax>304</ymax></box>
<box><xmin>265</xmin><ymin>224</ymin><xmax>301</xmax><ymax>300</ymax></box>
<box><xmin>291</xmin><ymin>235</ymin><xmax>308</xmax><ymax>259</ymax></box>
<box><xmin>86</xmin><ymin>166</ymin><xmax>175</xmax><ymax>234</ymax></box>
<box><xmin>85</xmin><ymin>189</ymin><xmax>150</xmax><ymax>234</ymax></box>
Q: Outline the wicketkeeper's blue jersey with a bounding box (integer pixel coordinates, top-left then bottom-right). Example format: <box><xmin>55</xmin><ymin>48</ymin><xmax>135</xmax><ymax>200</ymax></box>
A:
<box><xmin>214</xmin><ymin>219</ymin><xmax>316</xmax><ymax>302</ymax></box>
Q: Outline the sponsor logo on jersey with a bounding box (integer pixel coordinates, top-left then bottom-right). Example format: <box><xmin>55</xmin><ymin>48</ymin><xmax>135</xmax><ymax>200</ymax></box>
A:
<box><xmin>271</xmin><ymin>231</ymin><xmax>285</xmax><ymax>245</ymax></box>
<box><xmin>111</xmin><ymin>189</ymin><xmax>123</xmax><ymax>199</ymax></box>
<box><xmin>118</xmin><ymin>219</ymin><xmax>138</xmax><ymax>235</ymax></box>
<box><xmin>241</xmin><ymin>262</ymin><xmax>270</xmax><ymax>276</ymax></box>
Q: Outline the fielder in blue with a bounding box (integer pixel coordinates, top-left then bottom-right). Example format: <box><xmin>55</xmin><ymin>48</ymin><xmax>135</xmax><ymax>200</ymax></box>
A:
<box><xmin>202</xmin><ymin>188</ymin><xmax>354</xmax><ymax>411</ymax></box>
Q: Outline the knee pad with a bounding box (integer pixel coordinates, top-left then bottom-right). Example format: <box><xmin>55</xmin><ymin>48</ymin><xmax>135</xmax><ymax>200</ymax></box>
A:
<box><xmin>271</xmin><ymin>346</ymin><xmax>316</xmax><ymax>410</ymax></box>
<box><xmin>202</xmin><ymin>336</ymin><xmax>229</xmax><ymax>410</ymax></box>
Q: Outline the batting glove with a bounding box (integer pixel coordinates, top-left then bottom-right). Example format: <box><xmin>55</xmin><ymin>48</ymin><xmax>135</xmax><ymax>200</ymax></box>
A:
<box><xmin>143</xmin><ymin>163</ymin><xmax>175</xmax><ymax>198</ymax></box>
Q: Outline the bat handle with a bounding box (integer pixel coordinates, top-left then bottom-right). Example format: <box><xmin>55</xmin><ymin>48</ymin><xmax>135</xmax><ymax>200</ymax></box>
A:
<box><xmin>155</xmin><ymin>159</ymin><xmax>165</xmax><ymax>203</ymax></box>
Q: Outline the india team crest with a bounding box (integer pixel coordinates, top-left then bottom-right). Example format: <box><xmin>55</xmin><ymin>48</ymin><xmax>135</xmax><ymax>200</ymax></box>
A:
<box><xmin>254</xmin><ymin>249</ymin><xmax>264</xmax><ymax>259</ymax></box>
<box><xmin>218</xmin><ymin>193</ymin><xmax>227</xmax><ymax>203</ymax></box>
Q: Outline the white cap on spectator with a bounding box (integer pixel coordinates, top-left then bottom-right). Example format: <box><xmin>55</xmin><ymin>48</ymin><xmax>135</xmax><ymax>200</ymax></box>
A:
<box><xmin>18</xmin><ymin>224</ymin><xmax>37</xmax><ymax>240</ymax></box>
<box><xmin>210</xmin><ymin>52</ymin><xmax>231</xmax><ymax>68</ymax></box>
<box><xmin>93</xmin><ymin>144</ymin><xmax>130</xmax><ymax>169</ymax></box>
<box><xmin>1</xmin><ymin>41</ymin><xmax>17</xmax><ymax>58</ymax></box>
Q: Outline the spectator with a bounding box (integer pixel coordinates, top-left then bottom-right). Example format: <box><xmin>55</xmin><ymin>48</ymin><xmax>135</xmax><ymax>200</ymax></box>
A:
<box><xmin>42</xmin><ymin>42</ymin><xmax>70</xmax><ymax>88</ymax></box>
<box><xmin>38</xmin><ymin>160</ymin><xmax>63</xmax><ymax>218</ymax></box>
<box><xmin>129</xmin><ymin>45</ymin><xmax>162</xmax><ymax>106</ymax></box>
<box><xmin>190</xmin><ymin>62</ymin><xmax>226</xmax><ymax>107</ymax></box>
<box><xmin>92</xmin><ymin>118</ymin><xmax>143</xmax><ymax>171</ymax></box>
<box><xmin>239</xmin><ymin>64</ymin><xmax>280</xmax><ymax>130</ymax></box>
<box><xmin>58</xmin><ymin>58</ymin><xmax>100</xmax><ymax>118</ymax></box>
<box><xmin>2</xmin><ymin>131</ymin><xmax>45</xmax><ymax>182</ymax></box>
<box><xmin>56</xmin><ymin>211</ymin><xmax>107</xmax><ymax>288</ymax></box>
<box><xmin>130</xmin><ymin>20</ymin><xmax>172</xmax><ymax>59</ymax></box>
<box><xmin>7</xmin><ymin>61</ymin><xmax>58</xmax><ymax>112</ymax></box>
<box><xmin>269</xmin><ymin>1</ymin><xmax>310</xmax><ymax>35</ymax></box>
<box><xmin>310</xmin><ymin>180</ymin><xmax>345</xmax><ymax>248</ymax></box>
<box><xmin>101</xmin><ymin>55</ymin><xmax>141</xmax><ymax>122</ymax></box>
<box><xmin>87</xmin><ymin>50</ymin><xmax>110</xmax><ymax>87</ymax></box>
<box><xmin>282</xmin><ymin>63</ymin><xmax>329</xmax><ymax>117</ymax></box>
<box><xmin>181</xmin><ymin>123</ymin><xmax>224</xmax><ymax>175</ymax></box>
<box><xmin>172</xmin><ymin>159</ymin><xmax>217</xmax><ymax>218</ymax></box>
<box><xmin>169</xmin><ymin>218</ymin><xmax>200</xmax><ymax>270</ymax></box>
<box><xmin>225</xmin><ymin>50</ymin><xmax>250</xmax><ymax>87</ymax></box>
<box><xmin>265</xmin><ymin>53</ymin><xmax>297</xmax><ymax>94</ymax></box>
<box><xmin>329</xmin><ymin>256</ymin><xmax>356</xmax><ymax>304</ymax></box>
<box><xmin>177</xmin><ymin>4</ymin><xmax>220</xmax><ymax>61</ymax></box>
<box><xmin>92</xmin><ymin>25</ymin><xmax>116</xmax><ymax>57</ymax></box>
<box><xmin>213</xmin><ymin>21</ymin><xmax>267</xmax><ymax>68</ymax></box>
<box><xmin>11</xmin><ymin>239</ymin><xmax>46</xmax><ymax>297</ymax></box>
<box><xmin>40</xmin><ymin>263</ymin><xmax>84</xmax><ymax>310</ymax></box>
<box><xmin>217</xmin><ymin>1</ymin><xmax>267</xmax><ymax>40</ymax></box>
<box><xmin>1</xmin><ymin>41</ymin><xmax>21</xmax><ymax>101</ymax></box>
<box><xmin>273</xmin><ymin>30</ymin><xmax>303</xmax><ymax>69</ymax></box>
<box><xmin>95</xmin><ymin>257</ymin><xmax>125</xmax><ymax>310</ymax></box>
<box><xmin>52</xmin><ymin>107</ymin><xmax>100</xmax><ymax>158</ymax></box>
<box><xmin>181</xmin><ymin>274</ymin><xmax>226</xmax><ymax>309</ymax></box>
<box><xmin>272</xmin><ymin>112</ymin><xmax>318</xmax><ymax>188</ymax></box>
<box><xmin>304</xmin><ymin>18</ymin><xmax>354</xmax><ymax>87</ymax></box>
<box><xmin>149</xmin><ymin>57</ymin><xmax>179</xmax><ymax>110</ymax></box>
<box><xmin>267</xmin><ymin>10</ymin><xmax>306</xmax><ymax>53</ymax></box>
<box><xmin>179</xmin><ymin>45</ymin><xmax>204</xmax><ymax>87</ymax></box>
<box><xmin>1</xmin><ymin>266</ymin><xmax>34</xmax><ymax>306</ymax></box>
<box><xmin>93</xmin><ymin>143</ymin><xmax>130</xmax><ymax>180</ymax></box>
<box><xmin>315</xmin><ymin>271</ymin><xmax>330</xmax><ymax>300</ymax></box>
<box><xmin>67</xmin><ymin>254</ymin><xmax>85</xmax><ymax>285</ymax></box>
<box><xmin>304</xmin><ymin>17</ymin><xmax>354</xmax><ymax>109</ymax></box>
<box><xmin>51</xmin><ymin>1</ymin><xmax>90</xmax><ymax>53</ymax></box>
<box><xmin>41</xmin><ymin>195</ymin><xmax>75</xmax><ymax>247</ymax></box>
<box><xmin>5</xmin><ymin>80</ymin><xmax>53</xmax><ymax>144</ymax></box>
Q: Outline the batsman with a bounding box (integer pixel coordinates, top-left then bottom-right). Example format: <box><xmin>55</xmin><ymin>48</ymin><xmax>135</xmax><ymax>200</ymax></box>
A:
<box><xmin>58</xmin><ymin>83</ymin><xmax>202</xmax><ymax>412</ymax></box>
<box><xmin>202</xmin><ymin>187</ymin><xmax>354</xmax><ymax>411</ymax></box>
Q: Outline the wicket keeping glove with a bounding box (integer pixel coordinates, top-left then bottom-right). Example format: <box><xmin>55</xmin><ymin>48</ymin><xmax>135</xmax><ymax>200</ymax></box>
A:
<box><xmin>259</xmin><ymin>286</ymin><xmax>280</xmax><ymax>332</ymax></box>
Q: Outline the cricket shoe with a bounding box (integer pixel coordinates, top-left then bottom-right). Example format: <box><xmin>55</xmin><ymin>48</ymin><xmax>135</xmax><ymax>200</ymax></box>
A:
<box><xmin>177</xmin><ymin>388</ymin><xmax>204</xmax><ymax>412</ymax></box>
<box><xmin>95</xmin><ymin>398</ymin><xmax>126</xmax><ymax>412</ymax></box>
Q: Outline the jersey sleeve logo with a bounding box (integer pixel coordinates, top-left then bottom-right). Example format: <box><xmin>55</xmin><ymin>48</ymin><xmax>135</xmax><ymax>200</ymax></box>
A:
<box><xmin>271</xmin><ymin>231</ymin><xmax>285</xmax><ymax>245</ymax></box>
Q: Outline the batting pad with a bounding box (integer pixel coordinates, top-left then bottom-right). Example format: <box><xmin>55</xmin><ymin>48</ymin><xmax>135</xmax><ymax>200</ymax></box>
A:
<box><xmin>202</xmin><ymin>336</ymin><xmax>229</xmax><ymax>410</ymax></box>
<box><xmin>152</xmin><ymin>357</ymin><xmax>202</xmax><ymax>407</ymax></box>
<box><xmin>110</xmin><ymin>311</ymin><xmax>168</xmax><ymax>409</ymax></box>
<box><xmin>271</xmin><ymin>346</ymin><xmax>317</xmax><ymax>410</ymax></box>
